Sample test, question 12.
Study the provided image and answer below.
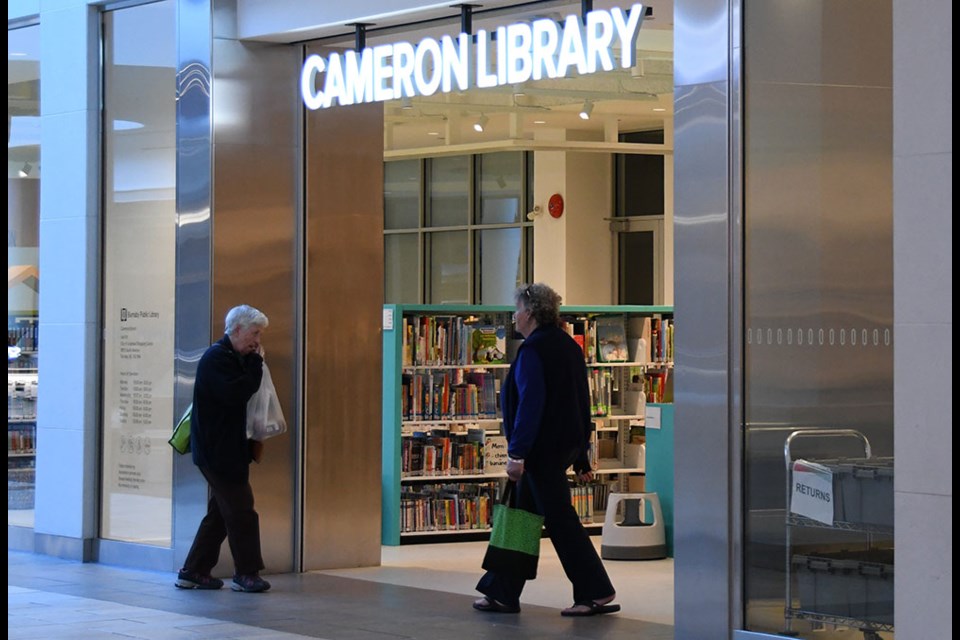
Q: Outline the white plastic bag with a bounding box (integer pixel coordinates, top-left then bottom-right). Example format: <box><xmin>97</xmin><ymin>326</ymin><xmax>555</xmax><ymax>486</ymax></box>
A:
<box><xmin>246</xmin><ymin>362</ymin><xmax>287</xmax><ymax>440</ymax></box>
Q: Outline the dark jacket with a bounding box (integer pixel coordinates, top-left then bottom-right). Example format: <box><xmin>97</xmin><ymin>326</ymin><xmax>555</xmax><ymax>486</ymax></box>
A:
<box><xmin>190</xmin><ymin>334</ymin><xmax>263</xmax><ymax>482</ymax></box>
<box><xmin>501</xmin><ymin>324</ymin><xmax>593</xmax><ymax>473</ymax></box>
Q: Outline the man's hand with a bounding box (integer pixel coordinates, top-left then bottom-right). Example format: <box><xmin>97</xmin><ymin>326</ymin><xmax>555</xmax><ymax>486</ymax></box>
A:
<box><xmin>576</xmin><ymin>469</ymin><xmax>594</xmax><ymax>483</ymax></box>
<box><xmin>506</xmin><ymin>458</ymin><xmax>525</xmax><ymax>482</ymax></box>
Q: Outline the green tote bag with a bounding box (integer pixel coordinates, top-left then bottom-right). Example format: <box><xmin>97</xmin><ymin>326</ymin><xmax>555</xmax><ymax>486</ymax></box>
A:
<box><xmin>481</xmin><ymin>480</ymin><xmax>544</xmax><ymax>580</ymax></box>
<box><xmin>168</xmin><ymin>403</ymin><xmax>192</xmax><ymax>455</ymax></box>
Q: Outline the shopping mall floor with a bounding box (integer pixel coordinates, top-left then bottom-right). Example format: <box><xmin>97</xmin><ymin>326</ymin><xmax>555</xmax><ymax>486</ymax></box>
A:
<box><xmin>8</xmin><ymin>539</ymin><xmax>675</xmax><ymax>639</ymax></box>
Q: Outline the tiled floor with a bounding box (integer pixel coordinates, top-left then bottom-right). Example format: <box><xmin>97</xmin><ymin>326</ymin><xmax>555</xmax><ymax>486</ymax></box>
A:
<box><xmin>8</xmin><ymin>548</ymin><xmax>675</xmax><ymax>640</ymax></box>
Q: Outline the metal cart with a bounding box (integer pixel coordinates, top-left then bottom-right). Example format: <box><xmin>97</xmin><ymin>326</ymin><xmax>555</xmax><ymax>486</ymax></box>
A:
<box><xmin>783</xmin><ymin>429</ymin><xmax>894</xmax><ymax>640</ymax></box>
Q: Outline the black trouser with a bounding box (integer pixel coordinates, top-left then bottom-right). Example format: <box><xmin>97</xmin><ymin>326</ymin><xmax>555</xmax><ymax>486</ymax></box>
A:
<box><xmin>476</xmin><ymin>466</ymin><xmax>615</xmax><ymax>608</ymax></box>
<box><xmin>182</xmin><ymin>466</ymin><xmax>264</xmax><ymax>577</ymax></box>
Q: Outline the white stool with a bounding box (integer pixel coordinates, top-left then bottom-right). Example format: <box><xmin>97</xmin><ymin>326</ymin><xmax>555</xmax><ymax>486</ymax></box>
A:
<box><xmin>600</xmin><ymin>492</ymin><xmax>666</xmax><ymax>560</ymax></box>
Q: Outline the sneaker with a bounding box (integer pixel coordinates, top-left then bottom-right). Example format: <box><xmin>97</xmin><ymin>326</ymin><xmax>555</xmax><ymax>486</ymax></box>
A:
<box><xmin>231</xmin><ymin>573</ymin><xmax>271</xmax><ymax>593</ymax></box>
<box><xmin>176</xmin><ymin>569</ymin><xmax>224</xmax><ymax>590</ymax></box>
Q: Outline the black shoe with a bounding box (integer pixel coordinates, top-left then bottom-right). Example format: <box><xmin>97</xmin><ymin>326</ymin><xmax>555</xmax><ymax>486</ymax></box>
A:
<box><xmin>473</xmin><ymin>597</ymin><xmax>520</xmax><ymax>613</ymax></box>
<box><xmin>231</xmin><ymin>573</ymin><xmax>271</xmax><ymax>593</ymax></box>
<box><xmin>176</xmin><ymin>569</ymin><xmax>224</xmax><ymax>590</ymax></box>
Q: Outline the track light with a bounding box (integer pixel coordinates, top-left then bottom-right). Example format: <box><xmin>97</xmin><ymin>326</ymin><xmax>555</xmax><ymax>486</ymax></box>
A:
<box><xmin>473</xmin><ymin>114</ymin><xmax>488</xmax><ymax>133</ymax></box>
<box><xmin>400</xmin><ymin>95</ymin><xmax>413</xmax><ymax>110</ymax></box>
<box><xmin>18</xmin><ymin>162</ymin><xmax>32</xmax><ymax>178</ymax></box>
<box><xmin>579</xmin><ymin>100</ymin><xmax>594</xmax><ymax>120</ymax></box>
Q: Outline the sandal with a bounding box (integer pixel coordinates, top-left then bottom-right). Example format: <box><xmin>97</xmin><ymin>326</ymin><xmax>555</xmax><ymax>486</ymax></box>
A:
<box><xmin>473</xmin><ymin>597</ymin><xmax>520</xmax><ymax>614</ymax></box>
<box><xmin>560</xmin><ymin>600</ymin><xmax>621</xmax><ymax>617</ymax></box>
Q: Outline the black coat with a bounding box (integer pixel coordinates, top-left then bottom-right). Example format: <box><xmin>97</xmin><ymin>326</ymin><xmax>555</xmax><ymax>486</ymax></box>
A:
<box><xmin>190</xmin><ymin>334</ymin><xmax>263</xmax><ymax>482</ymax></box>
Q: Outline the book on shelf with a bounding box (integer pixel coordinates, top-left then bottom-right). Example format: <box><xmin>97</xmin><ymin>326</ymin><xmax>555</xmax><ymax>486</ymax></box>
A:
<box><xmin>561</xmin><ymin>317</ymin><xmax>596</xmax><ymax>362</ymax></box>
<box><xmin>402</xmin><ymin>369</ymin><xmax>499</xmax><ymax>421</ymax></box>
<box><xmin>595</xmin><ymin>316</ymin><xmax>629</xmax><ymax>363</ymax></box>
<box><xmin>402</xmin><ymin>428</ymin><xmax>487</xmax><ymax>477</ymax></box>
<box><xmin>644</xmin><ymin>369</ymin><xmax>671</xmax><ymax>403</ymax></box>
<box><xmin>470</xmin><ymin>325</ymin><xmax>507</xmax><ymax>364</ymax></box>
<box><xmin>587</xmin><ymin>368</ymin><xmax>613</xmax><ymax>416</ymax></box>
<box><xmin>400</xmin><ymin>481</ymin><xmax>498</xmax><ymax>533</ymax></box>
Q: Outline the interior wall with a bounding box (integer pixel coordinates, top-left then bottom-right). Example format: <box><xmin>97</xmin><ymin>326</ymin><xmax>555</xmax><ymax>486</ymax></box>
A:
<box><xmin>564</xmin><ymin>151</ymin><xmax>613</xmax><ymax>305</ymax></box>
<box><xmin>892</xmin><ymin>0</ymin><xmax>953</xmax><ymax>637</ymax></box>
<box><xmin>532</xmin><ymin>148</ymin><xmax>567</xmax><ymax>294</ymax></box>
<box><xmin>209</xmin><ymin>29</ymin><xmax>301</xmax><ymax>573</ymax></box>
<box><xmin>303</xmin><ymin>44</ymin><xmax>385</xmax><ymax>569</ymax></box>
<box><xmin>531</xmin><ymin>143</ymin><xmax>615</xmax><ymax>305</ymax></box>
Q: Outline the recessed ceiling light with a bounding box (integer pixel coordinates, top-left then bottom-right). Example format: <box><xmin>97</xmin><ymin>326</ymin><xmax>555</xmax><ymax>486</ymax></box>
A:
<box><xmin>652</xmin><ymin>108</ymin><xmax>666</xmax><ymax>112</ymax></box>
<box><xmin>533</xmin><ymin>120</ymin><xmax>546</xmax><ymax>124</ymax></box>
<box><xmin>427</xmin><ymin>131</ymin><xmax>440</xmax><ymax>136</ymax></box>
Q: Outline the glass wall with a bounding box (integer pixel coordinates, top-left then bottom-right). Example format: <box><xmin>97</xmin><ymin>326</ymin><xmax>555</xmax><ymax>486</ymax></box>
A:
<box><xmin>8</xmin><ymin>23</ymin><xmax>41</xmax><ymax>528</ymax></box>
<box><xmin>383</xmin><ymin>151</ymin><xmax>532</xmax><ymax>305</ymax></box>
<box><xmin>100</xmin><ymin>0</ymin><xmax>177</xmax><ymax>546</ymax></box>
<box><xmin>742</xmin><ymin>1</ymin><xmax>894</xmax><ymax>637</ymax></box>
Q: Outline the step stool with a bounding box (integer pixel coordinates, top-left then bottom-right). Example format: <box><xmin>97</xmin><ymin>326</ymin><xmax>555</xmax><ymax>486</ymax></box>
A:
<box><xmin>600</xmin><ymin>492</ymin><xmax>666</xmax><ymax>560</ymax></box>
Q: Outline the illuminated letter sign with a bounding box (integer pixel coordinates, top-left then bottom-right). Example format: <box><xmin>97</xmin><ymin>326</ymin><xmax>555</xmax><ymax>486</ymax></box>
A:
<box><xmin>301</xmin><ymin>3</ymin><xmax>645</xmax><ymax>109</ymax></box>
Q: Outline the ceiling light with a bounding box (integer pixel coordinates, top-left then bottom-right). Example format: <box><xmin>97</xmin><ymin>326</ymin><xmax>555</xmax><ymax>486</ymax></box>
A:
<box><xmin>427</xmin><ymin>131</ymin><xmax>440</xmax><ymax>136</ymax></box>
<box><xmin>18</xmin><ymin>162</ymin><xmax>32</xmax><ymax>178</ymax></box>
<box><xmin>473</xmin><ymin>114</ymin><xmax>488</xmax><ymax>133</ymax></box>
<box><xmin>652</xmin><ymin>108</ymin><xmax>666</xmax><ymax>112</ymax></box>
<box><xmin>533</xmin><ymin>120</ymin><xmax>546</xmax><ymax>124</ymax></box>
<box><xmin>400</xmin><ymin>96</ymin><xmax>413</xmax><ymax>110</ymax></box>
<box><xmin>579</xmin><ymin>100</ymin><xmax>594</xmax><ymax>120</ymax></box>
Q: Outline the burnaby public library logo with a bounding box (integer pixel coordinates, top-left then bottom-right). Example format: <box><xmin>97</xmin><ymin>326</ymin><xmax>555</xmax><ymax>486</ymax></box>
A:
<box><xmin>301</xmin><ymin>3</ymin><xmax>646</xmax><ymax>110</ymax></box>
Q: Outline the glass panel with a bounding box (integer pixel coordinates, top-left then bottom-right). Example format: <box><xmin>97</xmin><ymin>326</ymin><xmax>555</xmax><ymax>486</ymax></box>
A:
<box><xmin>618</xmin><ymin>230</ymin><xmax>654</xmax><ymax>305</ymax></box>
<box><xmin>742</xmin><ymin>1</ymin><xmax>894</xmax><ymax>637</ymax></box>
<box><xmin>385</xmin><ymin>233</ymin><xmax>419</xmax><ymax>303</ymax></box>
<box><xmin>478</xmin><ymin>151</ymin><xmax>522</xmax><ymax>224</ymax></box>
<box><xmin>100</xmin><ymin>0</ymin><xmax>177</xmax><ymax>547</ymax></box>
<box><xmin>427</xmin><ymin>231</ymin><xmax>469</xmax><ymax>304</ymax></box>
<box><xmin>8</xmin><ymin>24</ymin><xmax>40</xmax><ymax>528</ymax></box>
<box><xmin>427</xmin><ymin>156</ymin><xmax>469</xmax><ymax>227</ymax></box>
<box><xmin>384</xmin><ymin>159</ymin><xmax>420</xmax><ymax>230</ymax></box>
<box><xmin>616</xmin><ymin>130</ymin><xmax>665</xmax><ymax>218</ymax></box>
<box><xmin>476</xmin><ymin>228</ymin><xmax>522</xmax><ymax>304</ymax></box>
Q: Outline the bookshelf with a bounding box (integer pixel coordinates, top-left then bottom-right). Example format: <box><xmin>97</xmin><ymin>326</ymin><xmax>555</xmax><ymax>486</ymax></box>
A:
<box><xmin>382</xmin><ymin>304</ymin><xmax>674</xmax><ymax>546</ymax></box>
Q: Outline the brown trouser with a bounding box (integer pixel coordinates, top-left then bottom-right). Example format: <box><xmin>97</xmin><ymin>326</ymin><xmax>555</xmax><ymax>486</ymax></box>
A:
<box><xmin>182</xmin><ymin>466</ymin><xmax>264</xmax><ymax>576</ymax></box>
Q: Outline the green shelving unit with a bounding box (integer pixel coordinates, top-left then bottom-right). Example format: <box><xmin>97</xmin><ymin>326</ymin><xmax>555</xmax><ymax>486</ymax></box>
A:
<box><xmin>382</xmin><ymin>304</ymin><xmax>674</xmax><ymax>546</ymax></box>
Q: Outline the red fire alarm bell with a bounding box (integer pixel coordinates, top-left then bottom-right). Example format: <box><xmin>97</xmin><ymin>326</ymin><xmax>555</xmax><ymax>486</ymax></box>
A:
<box><xmin>548</xmin><ymin>193</ymin><xmax>564</xmax><ymax>218</ymax></box>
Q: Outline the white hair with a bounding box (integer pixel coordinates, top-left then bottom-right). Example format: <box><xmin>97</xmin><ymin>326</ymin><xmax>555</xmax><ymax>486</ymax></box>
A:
<box><xmin>224</xmin><ymin>304</ymin><xmax>269</xmax><ymax>335</ymax></box>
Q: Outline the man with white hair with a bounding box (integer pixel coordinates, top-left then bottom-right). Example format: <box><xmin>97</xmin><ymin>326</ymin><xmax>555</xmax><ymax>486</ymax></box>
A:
<box><xmin>176</xmin><ymin>304</ymin><xmax>272</xmax><ymax>593</ymax></box>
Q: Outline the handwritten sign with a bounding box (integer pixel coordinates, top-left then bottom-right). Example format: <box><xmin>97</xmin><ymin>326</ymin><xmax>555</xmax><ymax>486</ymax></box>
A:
<box><xmin>791</xmin><ymin>459</ymin><xmax>834</xmax><ymax>525</ymax></box>
<box><xmin>484</xmin><ymin>436</ymin><xmax>508</xmax><ymax>474</ymax></box>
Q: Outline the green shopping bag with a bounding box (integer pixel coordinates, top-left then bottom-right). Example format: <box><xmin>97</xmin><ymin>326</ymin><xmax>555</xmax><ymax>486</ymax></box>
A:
<box><xmin>168</xmin><ymin>403</ymin><xmax>192</xmax><ymax>455</ymax></box>
<box><xmin>482</xmin><ymin>480</ymin><xmax>544</xmax><ymax>580</ymax></box>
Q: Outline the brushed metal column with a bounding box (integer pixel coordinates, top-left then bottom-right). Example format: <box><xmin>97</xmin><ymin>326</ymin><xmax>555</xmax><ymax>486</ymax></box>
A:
<box><xmin>673</xmin><ymin>0</ymin><xmax>737</xmax><ymax>637</ymax></box>
<box><xmin>173</xmin><ymin>0</ymin><xmax>215</xmax><ymax>569</ymax></box>
<box><xmin>209</xmin><ymin>1</ymin><xmax>301</xmax><ymax>574</ymax></box>
<box><xmin>302</xmin><ymin>45</ymin><xmax>385</xmax><ymax>569</ymax></box>
<box><xmin>174</xmin><ymin>0</ymin><xmax>301</xmax><ymax>574</ymax></box>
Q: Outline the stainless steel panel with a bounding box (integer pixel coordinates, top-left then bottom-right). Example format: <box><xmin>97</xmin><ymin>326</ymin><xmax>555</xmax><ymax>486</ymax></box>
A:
<box><xmin>745</xmin><ymin>0</ymin><xmax>891</xmax><ymax>88</ymax></box>
<box><xmin>174</xmin><ymin>0</ymin><xmax>215</xmax><ymax>571</ymax></box>
<box><xmin>673</xmin><ymin>0</ymin><xmax>734</xmax><ymax>638</ymax></box>
<box><xmin>303</xmin><ymin>45</ymin><xmax>384</xmax><ymax>569</ymax></box>
<box><xmin>741</xmin><ymin>0</ymin><xmax>893</xmax><ymax>636</ymax></box>
<box><xmin>210</xmin><ymin>36</ymin><xmax>301</xmax><ymax>574</ymax></box>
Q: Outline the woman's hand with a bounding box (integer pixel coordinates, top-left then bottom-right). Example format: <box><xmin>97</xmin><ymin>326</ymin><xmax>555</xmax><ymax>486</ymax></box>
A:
<box><xmin>250</xmin><ymin>439</ymin><xmax>264</xmax><ymax>463</ymax></box>
<box><xmin>506</xmin><ymin>458</ymin><xmax>525</xmax><ymax>482</ymax></box>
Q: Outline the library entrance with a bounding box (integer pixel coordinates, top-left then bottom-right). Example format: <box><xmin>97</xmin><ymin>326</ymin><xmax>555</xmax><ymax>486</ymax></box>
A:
<box><xmin>298</xmin><ymin>0</ymin><xmax>678</xmax><ymax>630</ymax></box>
